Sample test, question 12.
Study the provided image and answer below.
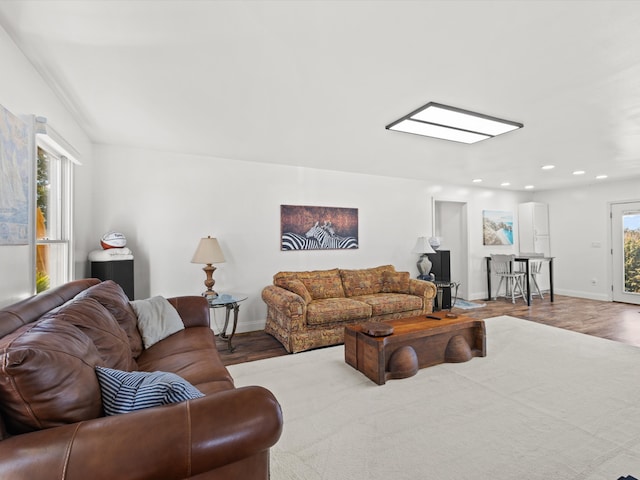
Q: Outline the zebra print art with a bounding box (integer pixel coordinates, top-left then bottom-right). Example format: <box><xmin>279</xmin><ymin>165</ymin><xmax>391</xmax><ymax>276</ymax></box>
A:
<box><xmin>281</xmin><ymin>232</ymin><xmax>321</xmax><ymax>251</ymax></box>
<box><xmin>280</xmin><ymin>205</ymin><xmax>358</xmax><ymax>251</ymax></box>
<box><xmin>305</xmin><ymin>221</ymin><xmax>358</xmax><ymax>249</ymax></box>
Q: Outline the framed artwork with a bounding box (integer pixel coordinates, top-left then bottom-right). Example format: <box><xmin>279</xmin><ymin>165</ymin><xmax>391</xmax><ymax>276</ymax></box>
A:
<box><xmin>483</xmin><ymin>210</ymin><xmax>514</xmax><ymax>245</ymax></box>
<box><xmin>0</xmin><ymin>105</ymin><xmax>30</xmax><ymax>245</ymax></box>
<box><xmin>281</xmin><ymin>205</ymin><xmax>359</xmax><ymax>250</ymax></box>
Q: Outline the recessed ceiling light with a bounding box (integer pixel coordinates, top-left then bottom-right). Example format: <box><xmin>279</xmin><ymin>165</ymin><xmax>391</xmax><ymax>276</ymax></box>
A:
<box><xmin>541</xmin><ymin>165</ymin><xmax>555</xmax><ymax>170</ymax></box>
<box><xmin>501</xmin><ymin>182</ymin><xmax>511</xmax><ymax>186</ymax></box>
<box><xmin>386</xmin><ymin>102</ymin><xmax>523</xmax><ymax>144</ymax></box>
<box><xmin>524</xmin><ymin>185</ymin><xmax>535</xmax><ymax>189</ymax></box>
<box><xmin>573</xmin><ymin>170</ymin><xmax>586</xmax><ymax>175</ymax></box>
<box><xmin>595</xmin><ymin>174</ymin><xmax>608</xmax><ymax>180</ymax></box>
<box><xmin>472</xmin><ymin>178</ymin><xmax>482</xmax><ymax>183</ymax></box>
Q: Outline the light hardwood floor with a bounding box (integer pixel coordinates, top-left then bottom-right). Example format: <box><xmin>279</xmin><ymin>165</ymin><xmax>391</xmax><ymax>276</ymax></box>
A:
<box><xmin>216</xmin><ymin>295</ymin><xmax>640</xmax><ymax>366</ymax></box>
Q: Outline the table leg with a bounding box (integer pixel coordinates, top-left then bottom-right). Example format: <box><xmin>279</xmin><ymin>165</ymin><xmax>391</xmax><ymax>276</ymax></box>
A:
<box><xmin>486</xmin><ymin>257</ymin><xmax>492</xmax><ymax>301</ymax></box>
<box><xmin>525</xmin><ymin>259</ymin><xmax>531</xmax><ymax>306</ymax></box>
<box><xmin>549</xmin><ymin>258</ymin><xmax>554</xmax><ymax>302</ymax></box>
<box><xmin>221</xmin><ymin>306</ymin><xmax>231</xmax><ymax>336</ymax></box>
<box><xmin>219</xmin><ymin>302</ymin><xmax>240</xmax><ymax>352</ymax></box>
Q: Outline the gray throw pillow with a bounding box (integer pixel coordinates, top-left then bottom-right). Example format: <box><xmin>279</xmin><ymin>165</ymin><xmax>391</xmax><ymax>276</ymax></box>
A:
<box><xmin>130</xmin><ymin>296</ymin><xmax>184</xmax><ymax>349</ymax></box>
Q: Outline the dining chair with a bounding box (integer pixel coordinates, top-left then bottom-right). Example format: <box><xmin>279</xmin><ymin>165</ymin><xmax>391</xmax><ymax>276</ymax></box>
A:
<box><xmin>528</xmin><ymin>260</ymin><xmax>544</xmax><ymax>299</ymax></box>
<box><xmin>516</xmin><ymin>253</ymin><xmax>545</xmax><ymax>299</ymax></box>
<box><xmin>490</xmin><ymin>254</ymin><xmax>527</xmax><ymax>304</ymax></box>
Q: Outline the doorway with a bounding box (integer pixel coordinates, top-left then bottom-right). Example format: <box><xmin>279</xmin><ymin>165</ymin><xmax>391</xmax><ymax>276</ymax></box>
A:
<box><xmin>433</xmin><ymin>200</ymin><xmax>469</xmax><ymax>300</ymax></box>
<box><xmin>611</xmin><ymin>201</ymin><xmax>640</xmax><ymax>305</ymax></box>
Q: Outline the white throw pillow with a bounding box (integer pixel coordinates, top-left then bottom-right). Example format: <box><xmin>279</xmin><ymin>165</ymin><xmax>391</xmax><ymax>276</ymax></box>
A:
<box><xmin>130</xmin><ymin>296</ymin><xmax>184</xmax><ymax>349</ymax></box>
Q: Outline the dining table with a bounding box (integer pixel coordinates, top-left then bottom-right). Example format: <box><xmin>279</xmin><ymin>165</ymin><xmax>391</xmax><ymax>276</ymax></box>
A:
<box><xmin>485</xmin><ymin>255</ymin><xmax>554</xmax><ymax>306</ymax></box>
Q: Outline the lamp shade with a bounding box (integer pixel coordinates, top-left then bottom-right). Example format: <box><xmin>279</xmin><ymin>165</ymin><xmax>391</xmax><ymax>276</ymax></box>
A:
<box><xmin>412</xmin><ymin>236</ymin><xmax>436</xmax><ymax>255</ymax></box>
<box><xmin>191</xmin><ymin>236</ymin><xmax>225</xmax><ymax>264</ymax></box>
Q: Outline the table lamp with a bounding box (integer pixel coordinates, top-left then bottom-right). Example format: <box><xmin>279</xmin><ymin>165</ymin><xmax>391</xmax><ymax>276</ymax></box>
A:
<box><xmin>412</xmin><ymin>236</ymin><xmax>436</xmax><ymax>278</ymax></box>
<box><xmin>191</xmin><ymin>236</ymin><xmax>225</xmax><ymax>298</ymax></box>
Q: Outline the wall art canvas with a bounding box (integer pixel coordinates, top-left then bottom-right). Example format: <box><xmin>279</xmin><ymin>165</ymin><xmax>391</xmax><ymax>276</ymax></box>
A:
<box><xmin>483</xmin><ymin>210</ymin><xmax>514</xmax><ymax>245</ymax></box>
<box><xmin>0</xmin><ymin>105</ymin><xmax>30</xmax><ymax>245</ymax></box>
<box><xmin>281</xmin><ymin>205</ymin><xmax>358</xmax><ymax>250</ymax></box>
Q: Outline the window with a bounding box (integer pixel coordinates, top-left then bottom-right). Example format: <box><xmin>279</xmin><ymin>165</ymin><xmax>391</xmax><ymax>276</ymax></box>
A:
<box><xmin>35</xmin><ymin>145</ymin><xmax>73</xmax><ymax>292</ymax></box>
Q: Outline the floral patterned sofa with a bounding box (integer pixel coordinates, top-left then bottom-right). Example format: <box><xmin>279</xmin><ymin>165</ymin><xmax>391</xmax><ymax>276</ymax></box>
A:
<box><xmin>262</xmin><ymin>265</ymin><xmax>437</xmax><ymax>353</ymax></box>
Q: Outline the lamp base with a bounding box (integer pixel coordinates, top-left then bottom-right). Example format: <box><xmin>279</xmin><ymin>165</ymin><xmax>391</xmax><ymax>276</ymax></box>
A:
<box><xmin>417</xmin><ymin>254</ymin><xmax>433</xmax><ymax>277</ymax></box>
<box><xmin>202</xmin><ymin>264</ymin><xmax>218</xmax><ymax>299</ymax></box>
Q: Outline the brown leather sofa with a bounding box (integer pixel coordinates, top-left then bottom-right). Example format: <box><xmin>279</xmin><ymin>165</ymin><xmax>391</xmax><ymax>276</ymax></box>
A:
<box><xmin>0</xmin><ymin>279</ymin><xmax>283</xmax><ymax>480</ymax></box>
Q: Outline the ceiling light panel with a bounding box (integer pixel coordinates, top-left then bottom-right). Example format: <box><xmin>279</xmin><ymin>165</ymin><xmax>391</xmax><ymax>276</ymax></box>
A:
<box><xmin>412</xmin><ymin>104</ymin><xmax>521</xmax><ymax>136</ymax></box>
<box><xmin>386</xmin><ymin>102</ymin><xmax>523</xmax><ymax>144</ymax></box>
<box><xmin>388</xmin><ymin>119</ymin><xmax>490</xmax><ymax>144</ymax></box>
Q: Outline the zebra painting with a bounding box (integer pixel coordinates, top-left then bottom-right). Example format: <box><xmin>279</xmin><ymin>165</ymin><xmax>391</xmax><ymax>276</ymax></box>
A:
<box><xmin>281</xmin><ymin>232</ymin><xmax>321</xmax><ymax>251</ymax></box>
<box><xmin>305</xmin><ymin>221</ymin><xmax>358</xmax><ymax>249</ymax></box>
<box><xmin>280</xmin><ymin>205</ymin><xmax>358</xmax><ymax>251</ymax></box>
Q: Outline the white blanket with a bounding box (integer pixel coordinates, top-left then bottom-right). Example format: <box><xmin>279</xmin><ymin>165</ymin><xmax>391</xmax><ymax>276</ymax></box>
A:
<box><xmin>88</xmin><ymin>248</ymin><xmax>133</xmax><ymax>261</ymax></box>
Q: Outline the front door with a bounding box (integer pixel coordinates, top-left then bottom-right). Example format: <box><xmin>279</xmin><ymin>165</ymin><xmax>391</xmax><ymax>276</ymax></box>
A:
<box><xmin>611</xmin><ymin>201</ymin><xmax>640</xmax><ymax>305</ymax></box>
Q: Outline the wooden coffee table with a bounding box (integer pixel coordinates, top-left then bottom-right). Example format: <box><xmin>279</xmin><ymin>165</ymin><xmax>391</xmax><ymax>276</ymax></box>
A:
<box><xmin>344</xmin><ymin>312</ymin><xmax>486</xmax><ymax>385</ymax></box>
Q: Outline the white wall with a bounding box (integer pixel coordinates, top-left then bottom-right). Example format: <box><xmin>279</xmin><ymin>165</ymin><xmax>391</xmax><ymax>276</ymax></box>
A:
<box><xmin>91</xmin><ymin>145</ymin><xmax>529</xmax><ymax>332</ymax></box>
<box><xmin>1</xmin><ymin>20</ymin><xmax>637</xmax><ymax>326</ymax></box>
<box><xmin>534</xmin><ymin>178</ymin><xmax>640</xmax><ymax>301</ymax></box>
<box><xmin>0</xmin><ymin>25</ymin><xmax>93</xmax><ymax>306</ymax></box>
<box><xmin>431</xmin><ymin>186</ymin><xmax>532</xmax><ymax>300</ymax></box>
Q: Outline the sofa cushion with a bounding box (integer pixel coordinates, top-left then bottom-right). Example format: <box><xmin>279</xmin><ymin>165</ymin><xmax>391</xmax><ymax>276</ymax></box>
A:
<box><xmin>76</xmin><ymin>280</ymin><xmax>144</xmax><ymax>358</ymax></box>
<box><xmin>351</xmin><ymin>293</ymin><xmax>423</xmax><ymax>316</ymax></box>
<box><xmin>274</xmin><ymin>278</ymin><xmax>312</xmax><ymax>304</ymax></box>
<box><xmin>340</xmin><ymin>265</ymin><xmax>395</xmax><ymax>297</ymax></box>
<box><xmin>41</xmin><ymin>296</ymin><xmax>136</xmax><ymax>371</ymax></box>
<box><xmin>381</xmin><ymin>270</ymin><xmax>411</xmax><ymax>293</ymax></box>
<box><xmin>306</xmin><ymin>298</ymin><xmax>371</xmax><ymax>326</ymax></box>
<box><xmin>136</xmin><ymin>327</ymin><xmax>235</xmax><ymax>394</ymax></box>
<box><xmin>95</xmin><ymin>366</ymin><xmax>204</xmax><ymax>416</ymax></box>
<box><xmin>130</xmin><ymin>296</ymin><xmax>185</xmax><ymax>349</ymax></box>
<box><xmin>0</xmin><ymin>319</ymin><xmax>103</xmax><ymax>434</ymax></box>
<box><xmin>276</xmin><ymin>269</ymin><xmax>345</xmax><ymax>300</ymax></box>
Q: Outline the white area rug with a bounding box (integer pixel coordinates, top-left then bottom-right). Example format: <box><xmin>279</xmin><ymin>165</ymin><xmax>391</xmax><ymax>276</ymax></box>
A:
<box><xmin>228</xmin><ymin>316</ymin><xmax>640</xmax><ymax>479</ymax></box>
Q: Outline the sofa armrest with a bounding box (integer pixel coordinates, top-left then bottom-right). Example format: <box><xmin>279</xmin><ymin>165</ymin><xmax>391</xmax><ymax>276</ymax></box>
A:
<box><xmin>0</xmin><ymin>386</ymin><xmax>282</xmax><ymax>480</ymax></box>
<box><xmin>408</xmin><ymin>278</ymin><xmax>437</xmax><ymax>313</ymax></box>
<box><xmin>167</xmin><ymin>295</ymin><xmax>210</xmax><ymax>328</ymax></box>
<box><xmin>262</xmin><ymin>285</ymin><xmax>307</xmax><ymax>332</ymax></box>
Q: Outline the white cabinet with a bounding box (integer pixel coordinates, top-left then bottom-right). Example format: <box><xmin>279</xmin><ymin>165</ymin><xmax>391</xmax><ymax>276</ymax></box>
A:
<box><xmin>519</xmin><ymin>202</ymin><xmax>551</xmax><ymax>292</ymax></box>
<box><xmin>518</xmin><ymin>202</ymin><xmax>550</xmax><ymax>255</ymax></box>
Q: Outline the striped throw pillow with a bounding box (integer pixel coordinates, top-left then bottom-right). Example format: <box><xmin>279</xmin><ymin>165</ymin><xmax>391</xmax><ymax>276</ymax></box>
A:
<box><xmin>95</xmin><ymin>366</ymin><xmax>204</xmax><ymax>416</ymax></box>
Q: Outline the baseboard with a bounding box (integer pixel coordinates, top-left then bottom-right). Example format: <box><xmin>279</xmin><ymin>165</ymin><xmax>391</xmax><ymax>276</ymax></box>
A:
<box><xmin>209</xmin><ymin>313</ymin><xmax>266</xmax><ymax>335</ymax></box>
<box><xmin>234</xmin><ymin>318</ymin><xmax>267</xmax><ymax>334</ymax></box>
<box><xmin>468</xmin><ymin>289</ymin><xmax>611</xmax><ymax>303</ymax></box>
<box><xmin>553</xmin><ymin>288</ymin><xmax>610</xmax><ymax>302</ymax></box>
<box><xmin>468</xmin><ymin>292</ymin><xmax>492</xmax><ymax>302</ymax></box>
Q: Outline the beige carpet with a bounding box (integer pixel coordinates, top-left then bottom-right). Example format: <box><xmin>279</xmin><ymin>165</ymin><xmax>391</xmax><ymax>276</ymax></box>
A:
<box><xmin>228</xmin><ymin>316</ymin><xmax>640</xmax><ymax>479</ymax></box>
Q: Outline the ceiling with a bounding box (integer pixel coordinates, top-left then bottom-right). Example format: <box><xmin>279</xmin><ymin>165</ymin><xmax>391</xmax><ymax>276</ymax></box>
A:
<box><xmin>1</xmin><ymin>0</ymin><xmax>640</xmax><ymax>192</ymax></box>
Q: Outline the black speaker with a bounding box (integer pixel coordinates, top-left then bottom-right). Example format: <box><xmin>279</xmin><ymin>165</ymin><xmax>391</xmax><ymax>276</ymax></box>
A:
<box><xmin>426</xmin><ymin>250</ymin><xmax>451</xmax><ymax>310</ymax></box>
<box><xmin>91</xmin><ymin>259</ymin><xmax>134</xmax><ymax>300</ymax></box>
<box><xmin>426</xmin><ymin>250</ymin><xmax>450</xmax><ymax>282</ymax></box>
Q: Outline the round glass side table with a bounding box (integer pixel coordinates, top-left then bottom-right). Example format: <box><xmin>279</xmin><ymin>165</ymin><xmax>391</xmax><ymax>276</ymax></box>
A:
<box><xmin>207</xmin><ymin>293</ymin><xmax>248</xmax><ymax>352</ymax></box>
